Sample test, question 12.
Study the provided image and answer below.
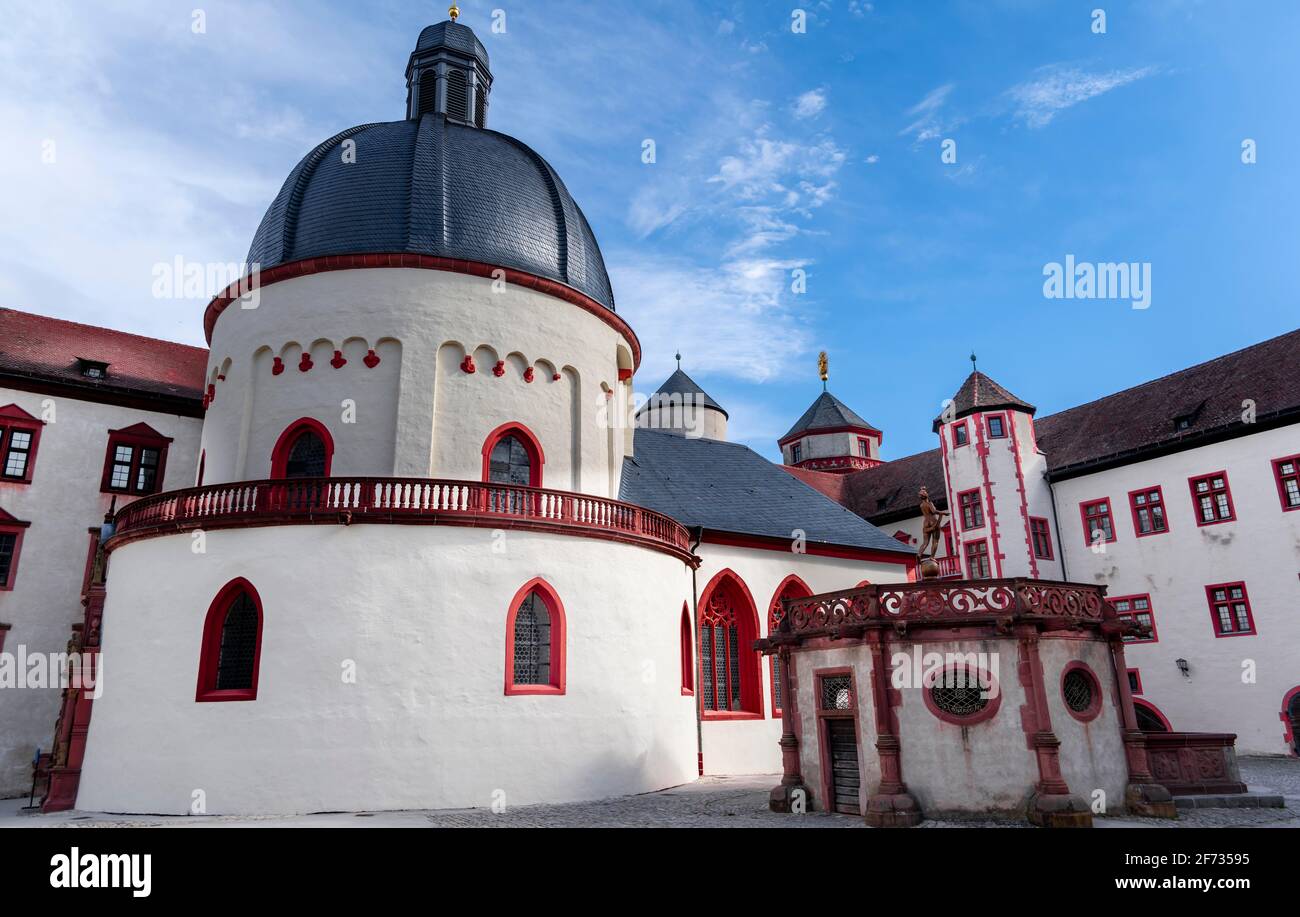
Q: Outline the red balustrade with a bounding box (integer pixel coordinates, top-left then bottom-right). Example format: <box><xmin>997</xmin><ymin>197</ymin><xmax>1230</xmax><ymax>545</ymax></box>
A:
<box><xmin>109</xmin><ymin>477</ymin><xmax>696</xmax><ymax>563</ymax></box>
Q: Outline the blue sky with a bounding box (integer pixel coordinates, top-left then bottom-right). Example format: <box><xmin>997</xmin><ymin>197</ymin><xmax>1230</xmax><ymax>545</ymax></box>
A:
<box><xmin>2</xmin><ymin>0</ymin><xmax>1297</xmax><ymax>460</ymax></box>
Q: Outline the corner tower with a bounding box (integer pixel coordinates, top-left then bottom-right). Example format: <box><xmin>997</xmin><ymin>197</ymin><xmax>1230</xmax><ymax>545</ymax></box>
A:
<box><xmin>779</xmin><ymin>390</ymin><xmax>882</xmax><ymax>472</ymax></box>
<box><xmin>636</xmin><ymin>358</ymin><xmax>728</xmax><ymax>440</ymax></box>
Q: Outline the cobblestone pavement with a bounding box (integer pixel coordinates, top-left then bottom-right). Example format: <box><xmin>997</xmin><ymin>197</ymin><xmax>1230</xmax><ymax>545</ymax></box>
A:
<box><xmin>3</xmin><ymin>757</ymin><xmax>1297</xmax><ymax>828</ymax></box>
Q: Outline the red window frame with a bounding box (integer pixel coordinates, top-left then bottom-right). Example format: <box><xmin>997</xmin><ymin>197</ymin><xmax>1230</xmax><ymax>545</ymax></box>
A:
<box><xmin>1128</xmin><ymin>485</ymin><xmax>1169</xmax><ymax>537</ymax></box>
<box><xmin>481</xmin><ymin>422</ymin><xmax>545</xmax><ymax>487</ymax></box>
<box><xmin>957</xmin><ymin>488</ymin><xmax>984</xmax><ymax>530</ymax></box>
<box><xmin>985</xmin><ymin>413</ymin><xmax>1007</xmax><ymax>439</ymax></box>
<box><xmin>100</xmin><ymin>423</ymin><xmax>173</xmax><ymax>496</ymax></box>
<box><xmin>767</xmin><ymin>575</ymin><xmax>812</xmax><ymax>717</ymax></box>
<box><xmin>1188</xmin><ymin>471</ymin><xmax>1235</xmax><ymax>526</ymax></box>
<box><xmin>1029</xmin><ymin>516</ymin><xmax>1053</xmax><ymax>560</ymax></box>
<box><xmin>0</xmin><ymin>404</ymin><xmax>44</xmax><ymax>485</ymax></box>
<box><xmin>0</xmin><ymin>623</ymin><xmax>9</xmax><ymax>655</ymax></box>
<box><xmin>1272</xmin><ymin>454</ymin><xmax>1300</xmax><ymax>512</ymax></box>
<box><xmin>1079</xmin><ymin>498</ymin><xmax>1116</xmax><ymax>545</ymax></box>
<box><xmin>856</xmin><ymin>436</ymin><xmax>870</xmax><ymax>458</ymax></box>
<box><xmin>270</xmin><ymin>417</ymin><xmax>335</xmax><ymax>479</ymax></box>
<box><xmin>679</xmin><ymin>604</ymin><xmax>694</xmax><ymax>696</ymax></box>
<box><xmin>698</xmin><ymin>569</ymin><xmax>763</xmax><ymax>719</ymax></box>
<box><xmin>1111</xmin><ymin>593</ymin><xmax>1157</xmax><ymax>643</ymax></box>
<box><xmin>964</xmin><ymin>538</ymin><xmax>991</xmax><ymax>579</ymax></box>
<box><xmin>1205</xmin><ymin>581</ymin><xmax>1256</xmax><ymax>638</ymax></box>
<box><xmin>1127</xmin><ymin>668</ymin><xmax>1143</xmax><ymax>695</ymax></box>
<box><xmin>504</xmin><ymin>577</ymin><xmax>566</xmax><ymax>695</ymax></box>
<box><xmin>790</xmin><ymin>442</ymin><xmax>803</xmax><ymax>464</ymax></box>
<box><xmin>0</xmin><ymin>509</ymin><xmax>32</xmax><ymax>592</ymax></box>
<box><xmin>195</xmin><ymin>577</ymin><xmax>264</xmax><ymax>702</ymax></box>
<box><xmin>952</xmin><ymin>422</ymin><xmax>969</xmax><ymax>447</ymax></box>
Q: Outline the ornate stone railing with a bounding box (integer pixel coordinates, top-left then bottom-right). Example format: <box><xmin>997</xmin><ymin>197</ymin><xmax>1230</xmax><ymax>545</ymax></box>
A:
<box><xmin>108</xmin><ymin>477</ymin><xmax>696</xmax><ymax>563</ymax></box>
<box><xmin>1143</xmin><ymin>733</ymin><xmax>1247</xmax><ymax>795</ymax></box>
<box><xmin>779</xmin><ymin>578</ymin><xmax>1116</xmax><ymax>637</ymax></box>
<box><xmin>935</xmin><ymin>555</ymin><xmax>962</xmax><ymax>577</ymax></box>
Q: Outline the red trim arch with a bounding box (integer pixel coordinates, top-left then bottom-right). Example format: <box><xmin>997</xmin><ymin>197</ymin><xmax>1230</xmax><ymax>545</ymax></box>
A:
<box><xmin>202</xmin><ymin>254</ymin><xmax>643</xmax><ymax>370</ymax></box>
<box><xmin>481</xmin><ymin>422</ymin><xmax>546</xmax><ymax>487</ymax></box>
<box><xmin>679</xmin><ymin>603</ymin><xmax>694</xmax><ymax>696</ymax></box>
<box><xmin>1281</xmin><ymin>686</ymin><xmax>1300</xmax><ymax>755</ymax></box>
<box><xmin>697</xmin><ymin>568</ymin><xmax>763</xmax><ymax>720</ymax></box>
<box><xmin>270</xmin><ymin>417</ymin><xmax>335</xmax><ymax>479</ymax></box>
<box><xmin>195</xmin><ymin>577</ymin><xmax>264</xmax><ymax>702</ymax></box>
<box><xmin>504</xmin><ymin>577</ymin><xmax>566</xmax><ymax>696</ymax></box>
<box><xmin>1132</xmin><ymin>698</ymin><xmax>1172</xmax><ymax>732</ymax></box>
<box><xmin>767</xmin><ymin>574</ymin><xmax>812</xmax><ymax>716</ymax></box>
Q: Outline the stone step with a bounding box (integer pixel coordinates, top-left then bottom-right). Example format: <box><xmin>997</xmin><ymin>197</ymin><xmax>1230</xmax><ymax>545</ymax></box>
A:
<box><xmin>1173</xmin><ymin>791</ymin><xmax>1284</xmax><ymax>809</ymax></box>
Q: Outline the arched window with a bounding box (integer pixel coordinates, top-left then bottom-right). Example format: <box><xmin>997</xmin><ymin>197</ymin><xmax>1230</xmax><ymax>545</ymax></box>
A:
<box><xmin>768</xmin><ymin>576</ymin><xmax>812</xmax><ymax>716</ymax></box>
<box><xmin>271</xmin><ymin>418</ymin><xmax>333</xmax><ymax>479</ymax></box>
<box><xmin>481</xmin><ymin>423</ymin><xmax>545</xmax><ymax>487</ymax></box>
<box><xmin>196</xmin><ymin>578</ymin><xmax>264</xmax><ymax>702</ymax></box>
<box><xmin>504</xmin><ymin>578</ymin><xmax>566</xmax><ymax>695</ymax></box>
<box><xmin>1133</xmin><ymin>699</ymin><xmax>1171</xmax><ymax>733</ymax></box>
<box><xmin>698</xmin><ymin>570</ymin><xmax>762</xmax><ymax>717</ymax></box>
<box><xmin>680</xmin><ymin>604</ymin><xmax>694</xmax><ymax>696</ymax></box>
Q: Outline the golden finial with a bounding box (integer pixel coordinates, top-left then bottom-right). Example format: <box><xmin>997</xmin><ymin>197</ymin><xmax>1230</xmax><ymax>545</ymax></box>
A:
<box><xmin>818</xmin><ymin>350</ymin><xmax>829</xmax><ymax>391</ymax></box>
<box><xmin>449</xmin><ymin>4</ymin><xmax>460</xmax><ymax>22</ymax></box>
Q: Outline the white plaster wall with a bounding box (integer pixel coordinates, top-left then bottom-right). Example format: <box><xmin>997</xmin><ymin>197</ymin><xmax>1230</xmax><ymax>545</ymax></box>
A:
<box><xmin>694</xmin><ymin>542</ymin><xmax>910</xmax><ymax>777</ymax></box>
<box><xmin>77</xmin><ymin>523</ymin><xmax>694</xmax><ymax>814</ymax></box>
<box><xmin>1052</xmin><ymin>423</ymin><xmax>1300</xmax><ymax>754</ymax></box>
<box><xmin>1039</xmin><ymin>638</ymin><xmax>1129</xmax><ymax>810</ymax></box>
<box><xmin>203</xmin><ymin>269</ymin><xmax>634</xmax><ymax>497</ymax></box>
<box><xmin>0</xmin><ymin>387</ymin><xmax>201</xmax><ymax>796</ymax></box>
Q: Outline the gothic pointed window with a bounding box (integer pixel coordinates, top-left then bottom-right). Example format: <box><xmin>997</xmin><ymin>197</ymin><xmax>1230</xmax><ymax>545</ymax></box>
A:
<box><xmin>196</xmin><ymin>579</ymin><xmax>264</xmax><ymax>702</ymax></box>
<box><xmin>505</xmin><ymin>579</ymin><xmax>565</xmax><ymax>695</ymax></box>
<box><xmin>490</xmin><ymin>436</ymin><xmax>532</xmax><ymax>485</ymax></box>
<box><xmin>699</xmin><ymin>572</ymin><xmax>761</xmax><ymax>716</ymax></box>
<box><xmin>768</xmin><ymin>576</ymin><xmax>811</xmax><ymax>716</ymax></box>
<box><xmin>271</xmin><ymin>419</ymin><xmax>334</xmax><ymax>479</ymax></box>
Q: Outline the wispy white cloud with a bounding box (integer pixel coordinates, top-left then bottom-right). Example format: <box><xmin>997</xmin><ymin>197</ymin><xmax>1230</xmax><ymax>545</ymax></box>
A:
<box><xmin>793</xmin><ymin>88</ymin><xmax>828</xmax><ymax>119</ymax></box>
<box><xmin>1008</xmin><ymin>65</ymin><xmax>1158</xmax><ymax>128</ymax></box>
<box><xmin>900</xmin><ymin>83</ymin><xmax>962</xmax><ymax>143</ymax></box>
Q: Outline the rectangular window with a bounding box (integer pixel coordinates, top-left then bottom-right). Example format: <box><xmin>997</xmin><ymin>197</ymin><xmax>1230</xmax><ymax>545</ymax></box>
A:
<box><xmin>986</xmin><ymin>414</ymin><xmax>1006</xmax><ymax>438</ymax></box>
<box><xmin>790</xmin><ymin>443</ymin><xmax>802</xmax><ymax>464</ymax></box>
<box><xmin>101</xmin><ymin>426</ymin><xmax>171</xmax><ymax>496</ymax></box>
<box><xmin>1112</xmin><ymin>594</ymin><xmax>1157</xmax><ymax>643</ymax></box>
<box><xmin>1080</xmin><ymin>498</ymin><xmax>1115</xmax><ymax>545</ymax></box>
<box><xmin>857</xmin><ymin>437</ymin><xmax>869</xmax><ymax>458</ymax></box>
<box><xmin>1128</xmin><ymin>486</ymin><xmax>1168</xmax><ymax>536</ymax></box>
<box><xmin>1029</xmin><ymin>516</ymin><xmax>1053</xmax><ymax>560</ymax></box>
<box><xmin>1273</xmin><ymin>455</ymin><xmax>1300</xmax><ymax>511</ymax></box>
<box><xmin>2</xmin><ymin>429</ymin><xmax>32</xmax><ymax>479</ymax></box>
<box><xmin>0</xmin><ymin>533</ymin><xmax>16</xmax><ymax>588</ymax></box>
<box><xmin>1205</xmin><ymin>582</ymin><xmax>1256</xmax><ymax>637</ymax></box>
<box><xmin>1189</xmin><ymin>471</ymin><xmax>1235</xmax><ymax>525</ymax></box>
<box><xmin>0</xmin><ymin>406</ymin><xmax>43</xmax><ymax>484</ymax></box>
<box><xmin>952</xmin><ymin>422</ymin><xmax>969</xmax><ymax>447</ymax></box>
<box><xmin>958</xmin><ymin>489</ymin><xmax>984</xmax><ymax>530</ymax></box>
<box><xmin>1127</xmin><ymin>669</ymin><xmax>1143</xmax><ymax>695</ymax></box>
<box><xmin>964</xmin><ymin>539</ymin><xmax>991</xmax><ymax>579</ymax></box>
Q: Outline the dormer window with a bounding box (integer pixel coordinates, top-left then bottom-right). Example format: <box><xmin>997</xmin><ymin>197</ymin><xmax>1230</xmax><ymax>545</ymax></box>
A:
<box><xmin>1173</xmin><ymin>414</ymin><xmax>1193</xmax><ymax>432</ymax></box>
<box><xmin>78</xmin><ymin>359</ymin><xmax>109</xmax><ymax>380</ymax></box>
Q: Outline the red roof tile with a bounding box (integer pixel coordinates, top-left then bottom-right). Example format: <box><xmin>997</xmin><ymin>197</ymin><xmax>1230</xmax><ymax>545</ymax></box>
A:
<box><xmin>0</xmin><ymin>308</ymin><xmax>208</xmax><ymax>403</ymax></box>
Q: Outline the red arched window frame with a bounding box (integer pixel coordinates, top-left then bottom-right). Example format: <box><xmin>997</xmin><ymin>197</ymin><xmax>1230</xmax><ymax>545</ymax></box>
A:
<box><xmin>481</xmin><ymin>422</ymin><xmax>545</xmax><ymax>487</ymax></box>
<box><xmin>697</xmin><ymin>569</ymin><xmax>762</xmax><ymax>719</ymax></box>
<box><xmin>504</xmin><ymin>577</ymin><xmax>566</xmax><ymax>696</ymax></box>
<box><xmin>270</xmin><ymin>418</ymin><xmax>334</xmax><ymax>479</ymax></box>
<box><xmin>680</xmin><ymin>603</ymin><xmax>694</xmax><ymax>696</ymax></box>
<box><xmin>1132</xmin><ymin>698</ymin><xmax>1172</xmax><ymax>732</ymax></box>
<box><xmin>768</xmin><ymin>575</ymin><xmax>812</xmax><ymax>716</ymax></box>
<box><xmin>195</xmin><ymin>577</ymin><xmax>264</xmax><ymax>702</ymax></box>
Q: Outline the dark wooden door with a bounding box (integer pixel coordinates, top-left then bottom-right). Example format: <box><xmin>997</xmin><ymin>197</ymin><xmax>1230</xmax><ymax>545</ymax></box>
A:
<box><xmin>826</xmin><ymin>718</ymin><xmax>861</xmax><ymax>815</ymax></box>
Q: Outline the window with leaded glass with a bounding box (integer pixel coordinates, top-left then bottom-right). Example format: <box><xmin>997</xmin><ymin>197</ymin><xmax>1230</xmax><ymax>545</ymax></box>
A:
<box><xmin>197</xmin><ymin>578</ymin><xmax>262</xmax><ymax>702</ymax></box>
<box><xmin>1113</xmin><ymin>594</ymin><xmax>1157</xmax><ymax>643</ymax></box>
<box><xmin>489</xmin><ymin>435</ymin><xmax>532</xmax><ymax>485</ymax></box>
<box><xmin>216</xmin><ymin>591</ymin><xmax>259</xmax><ymax>690</ymax></box>
<box><xmin>819</xmin><ymin>674</ymin><xmax>854</xmax><ymax>711</ymax></box>
<box><xmin>928</xmin><ymin>668</ymin><xmax>990</xmax><ymax>719</ymax></box>
<box><xmin>700</xmin><ymin>575</ymin><xmax>759</xmax><ymax>715</ymax></box>
<box><xmin>511</xmin><ymin>590</ymin><xmax>552</xmax><ymax>686</ymax></box>
<box><xmin>1206</xmin><ymin>582</ymin><xmax>1255</xmax><ymax>637</ymax></box>
<box><xmin>1189</xmin><ymin>472</ymin><xmax>1235</xmax><ymax>525</ymax></box>
<box><xmin>285</xmin><ymin>431</ymin><xmax>326</xmax><ymax>478</ymax></box>
<box><xmin>1081</xmin><ymin>499</ymin><xmax>1115</xmax><ymax>544</ymax></box>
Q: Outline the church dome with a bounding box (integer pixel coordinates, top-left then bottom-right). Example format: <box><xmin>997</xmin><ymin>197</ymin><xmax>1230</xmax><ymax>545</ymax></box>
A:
<box><xmin>244</xmin><ymin>18</ymin><xmax>616</xmax><ymax>311</ymax></box>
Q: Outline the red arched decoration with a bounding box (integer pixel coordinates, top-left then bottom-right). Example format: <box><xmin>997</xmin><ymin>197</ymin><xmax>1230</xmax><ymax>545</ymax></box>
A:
<box><xmin>1280</xmin><ymin>686</ymin><xmax>1300</xmax><ymax>755</ymax></box>
<box><xmin>1132</xmin><ymin>698</ymin><xmax>1172</xmax><ymax>732</ymax></box>
<box><xmin>768</xmin><ymin>575</ymin><xmax>812</xmax><ymax>716</ymax></box>
<box><xmin>697</xmin><ymin>568</ymin><xmax>763</xmax><ymax>719</ymax></box>
<box><xmin>504</xmin><ymin>577</ymin><xmax>566</xmax><ymax>696</ymax></box>
<box><xmin>270</xmin><ymin>417</ymin><xmax>334</xmax><ymax>479</ymax></box>
<box><xmin>195</xmin><ymin>577</ymin><xmax>264</xmax><ymax>702</ymax></box>
<box><xmin>481</xmin><ymin>422</ymin><xmax>546</xmax><ymax>487</ymax></box>
<box><xmin>680</xmin><ymin>603</ymin><xmax>694</xmax><ymax>696</ymax></box>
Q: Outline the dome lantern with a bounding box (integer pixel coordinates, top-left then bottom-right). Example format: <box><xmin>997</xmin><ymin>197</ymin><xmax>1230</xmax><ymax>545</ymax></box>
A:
<box><xmin>405</xmin><ymin>16</ymin><xmax>493</xmax><ymax>126</ymax></box>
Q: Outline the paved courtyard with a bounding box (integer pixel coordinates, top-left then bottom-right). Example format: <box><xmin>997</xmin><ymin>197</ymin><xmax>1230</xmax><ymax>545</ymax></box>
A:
<box><xmin>2</xmin><ymin>757</ymin><xmax>1297</xmax><ymax>828</ymax></box>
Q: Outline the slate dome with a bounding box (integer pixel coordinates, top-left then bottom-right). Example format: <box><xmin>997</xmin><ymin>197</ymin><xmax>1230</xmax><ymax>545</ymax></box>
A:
<box><xmin>244</xmin><ymin>19</ymin><xmax>616</xmax><ymax>311</ymax></box>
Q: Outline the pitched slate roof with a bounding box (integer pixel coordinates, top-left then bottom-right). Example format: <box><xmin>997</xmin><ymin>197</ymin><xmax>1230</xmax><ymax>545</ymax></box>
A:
<box><xmin>636</xmin><ymin>369</ymin><xmax>728</xmax><ymax>418</ymax></box>
<box><xmin>0</xmin><ymin>308</ymin><xmax>207</xmax><ymax>404</ymax></box>
<box><xmin>781</xmin><ymin>390</ymin><xmax>877</xmax><ymax>442</ymax></box>
<box><xmin>933</xmin><ymin>371</ymin><xmax>1035</xmax><ymax>429</ymax></box>
<box><xmin>621</xmin><ymin>429</ymin><xmax>911</xmax><ymax>554</ymax></box>
<box><xmin>245</xmin><ymin>113</ymin><xmax>615</xmax><ymax>311</ymax></box>
<box><xmin>415</xmin><ymin>21</ymin><xmax>489</xmax><ymax>64</ymax></box>
<box><xmin>836</xmin><ymin>327</ymin><xmax>1300</xmax><ymax>521</ymax></box>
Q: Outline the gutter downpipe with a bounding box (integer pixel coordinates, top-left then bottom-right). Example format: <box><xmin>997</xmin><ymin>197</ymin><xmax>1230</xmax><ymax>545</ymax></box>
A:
<box><xmin>689</xmin><ymin>524</ymin><xmax>704</xmax><ymax>777</ymax></box>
